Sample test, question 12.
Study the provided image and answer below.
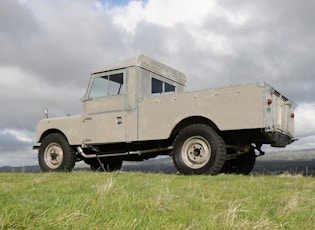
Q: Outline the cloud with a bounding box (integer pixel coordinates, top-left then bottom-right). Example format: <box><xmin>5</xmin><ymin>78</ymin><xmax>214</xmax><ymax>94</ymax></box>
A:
<box><xmin>295</xmin><ymin>103</ymin><xmax>315</xmax><ymax>138</ymax></box>
<box><xmin>0</xmin><ymin>129</ymin><xmax>32</xmax><ymax>151</ymax></box>
<box><xmin>0</xmin><ymin>0</ymin><xmax>315</xmax><ymax>166</ymax></box>
<box><xmin>0</xmin><ymin>67</ymin><xmax>83</xmax><ymax>131</ymax></box>
<box><xmin>0</xmin><ymin>128</ymin><xmax>37</xmax><ymax>167</ymax></box>
<box><xmin>0</xmin><ymin>0</ymin><xmax>40</xmax><ymax>42</ymax></box>
<box><xmin>279</xmin><ymin>102</ymin><xmax>315</xmax><ymax>151</ymax></box>
<box><xmin>0</xmin><ymin>149</ymin><xmax>37</xmax><ymax>167</ymax></box>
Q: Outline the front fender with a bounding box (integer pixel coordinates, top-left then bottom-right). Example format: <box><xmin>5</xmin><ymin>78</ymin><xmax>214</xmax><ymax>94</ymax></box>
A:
<box><xmin>35</xmin><ymin>115</ymin><xmax>82</xmax><ymax>145</ymax></box>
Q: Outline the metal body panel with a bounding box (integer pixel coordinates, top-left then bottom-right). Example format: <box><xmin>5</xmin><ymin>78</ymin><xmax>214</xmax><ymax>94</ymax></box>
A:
<box><xmin>82</xmin><ymin>96</ymin><xmax>126</xmax><ymax>144</ymax></box>
<box><xmin>81</xmin><ymin>66</ymin><xmax>138</xmax><ymax>144</ymax></box>
<box><xmin>138</xmin><ymin>84</ymin><xmax>265</xmax><ymax>141</ymax></box>
<box><xmin>35</xmin><ymin>116</ymin><xmax>82</xmax><ymax>145</ymax></box>
<box><xmin>125</xmin><ymin>67</ymin><xmax>138</xmax><ymax>141</ymax></box>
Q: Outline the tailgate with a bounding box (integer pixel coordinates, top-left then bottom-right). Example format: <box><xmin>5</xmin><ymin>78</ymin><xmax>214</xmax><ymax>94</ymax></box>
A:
<box><xmin>263</xmin><ymin>83</ymin><xmax>296</xmax><ymax>147</ymax></box>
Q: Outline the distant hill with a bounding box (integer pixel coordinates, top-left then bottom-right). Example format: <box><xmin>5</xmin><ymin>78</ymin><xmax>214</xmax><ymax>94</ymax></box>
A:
<box><xmin>257</xmin><ymin>149</ymin><xmax>315</xmax><ymax>161</ymax></box>
<box><xmin>0</xmin><ymin>165</ymin><xmax>40</xmax><ymax>173</ymax></box>
<box><xmin>1</xmin><ymin>149</ymin><xmax>314</xmax><ymax>175</ymax></box>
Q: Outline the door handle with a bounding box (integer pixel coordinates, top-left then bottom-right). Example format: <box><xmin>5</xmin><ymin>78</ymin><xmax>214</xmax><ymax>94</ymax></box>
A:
<box><xmin>116</xmin><ymin>117</ymin><xmax>122</xmax><ymax>124</ymax></box>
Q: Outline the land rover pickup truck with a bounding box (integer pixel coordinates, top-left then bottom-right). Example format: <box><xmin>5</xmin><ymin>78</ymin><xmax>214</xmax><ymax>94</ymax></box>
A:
<box><xmin>33</xmin><ymin>55</ymin><xmax>296</xmax><ymax>175</ymax></box>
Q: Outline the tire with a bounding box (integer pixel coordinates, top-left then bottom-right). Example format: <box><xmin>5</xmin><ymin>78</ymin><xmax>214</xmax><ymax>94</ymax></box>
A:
<box><xmin>172</xmin><ymin>124</ymin><xmax>226</xmax><ymax>175</ymax></box>
<box><xmin>38</xmin><ymin>133</ymin><xmax>76</xmax><ymax>172</ymax></box>
<box><xmin>90</xmin><ymin>159</ymin><xmax>122</xmax><ymax>172</ymax></box>
<box><xmin>108</xmin><ymin>160</ymin><xmax>123</xmax><ymax>171</ymax></box>
<box><xmin>90</xmin><ymin>160</ymin><xmax>101</xmax><ymax>172</ymax></box>
<box><xmin>220</xmin><ymin>148</ymin><xmax>256</xmax><ymax>175</ymax></box>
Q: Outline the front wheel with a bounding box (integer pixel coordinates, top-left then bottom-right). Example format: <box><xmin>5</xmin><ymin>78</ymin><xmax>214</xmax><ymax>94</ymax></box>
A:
<box><xmin>172</xmin><ymin>124</ymin><xmax>226</xmax><ymax>175</ymax></box>
<box><xmin>38</xmin><ymin>133</ymin><xmax>76</xmax><ymax>172</ymax></box>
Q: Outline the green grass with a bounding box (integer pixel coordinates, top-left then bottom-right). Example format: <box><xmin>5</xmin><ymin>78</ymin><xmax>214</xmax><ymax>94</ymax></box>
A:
<box><xmin>0</xmin><ymin>172</ymin><xmax>314</xmax><ymax>229</ymax></box>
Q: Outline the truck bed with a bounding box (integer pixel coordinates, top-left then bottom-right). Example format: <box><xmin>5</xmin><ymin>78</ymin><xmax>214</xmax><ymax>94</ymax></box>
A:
<box><xmin>138</xmin><ymin>82</ymin><xmax>295</xmax><ymax>147</ymax></box>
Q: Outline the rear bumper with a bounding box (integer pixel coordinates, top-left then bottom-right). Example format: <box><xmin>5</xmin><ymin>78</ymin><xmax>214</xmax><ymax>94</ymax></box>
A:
<box><xmin>264</xmin><ymin>131</ymin><xmax>297</xmax><ymax>147</ymax></box>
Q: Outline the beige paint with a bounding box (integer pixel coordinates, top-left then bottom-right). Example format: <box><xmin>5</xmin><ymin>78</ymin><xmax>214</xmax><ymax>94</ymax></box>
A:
<box><xmin>138</xmin><ymin>84</ymin><xmax>266</xmax><ymax>140</ymax></box>
<box><xmin>92</xmin><ymin>55</ymin><xmax>187</xmax><ymax>86</ymax></box>
<box><xmin>35</xmin><ymin>55</ymin><xmax>295</xmax><ymax>146</ymax></box>
<box><xmin>35</xmin><ymin>116</ymin><xmax>82</xmax><ymax>145</ymax></box>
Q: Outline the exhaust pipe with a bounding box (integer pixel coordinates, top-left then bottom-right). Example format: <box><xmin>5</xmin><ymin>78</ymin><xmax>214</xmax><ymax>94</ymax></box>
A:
<box><xmin>76</xmin><ymin>146</ymin><xmax>172</xmax><ymax>159</ymax></box>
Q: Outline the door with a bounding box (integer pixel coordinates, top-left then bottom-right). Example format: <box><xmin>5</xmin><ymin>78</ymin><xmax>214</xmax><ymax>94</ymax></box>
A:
<box><xmin>82</xmin><ymin>70</ymin><xmax>126</xmax><ymax>144</ymax></box>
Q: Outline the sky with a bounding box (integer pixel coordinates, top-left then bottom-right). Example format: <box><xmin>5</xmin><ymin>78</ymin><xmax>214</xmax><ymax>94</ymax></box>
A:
<box><xmin>0</xmin><ymin>0</ymin><xmax>315</xmax><ymax>166</ymax></box>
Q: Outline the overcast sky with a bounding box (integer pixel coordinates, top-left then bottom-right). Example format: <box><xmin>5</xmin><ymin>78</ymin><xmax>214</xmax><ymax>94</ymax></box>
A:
<box><xmin>1</xmin><ymin>0</ymin><xmax>315</xmax><ymax>166</ymax></box>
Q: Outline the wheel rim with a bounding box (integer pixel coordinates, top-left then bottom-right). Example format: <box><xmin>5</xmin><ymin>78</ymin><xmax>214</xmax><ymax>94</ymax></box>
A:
<box><xmin>181</xmin><ymin>136</ymin><xmax>211</xmax><ymax>169</ymax></box>
<box><xmin>44</xmin><ymin>143</ymin><xmax>64</xmax><ymax>169</ymax></box>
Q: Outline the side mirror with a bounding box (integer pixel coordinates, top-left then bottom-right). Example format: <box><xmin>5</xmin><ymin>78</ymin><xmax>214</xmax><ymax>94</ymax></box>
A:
<box><xmin>43</xmin><ymin>107</ymin><xmax>49</xmax><ymax>118</ymax></box>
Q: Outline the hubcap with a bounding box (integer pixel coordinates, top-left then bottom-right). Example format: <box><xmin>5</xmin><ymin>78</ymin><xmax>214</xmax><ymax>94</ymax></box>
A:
<box><xmin>44</xmin><ymin>143</ymin><xmax>64</xmax><ymax>169</ymax></box>
<box><xmin>181</xmin><ymin>136</ymin><xmax>211</xmax><ymax>169</ymax></box>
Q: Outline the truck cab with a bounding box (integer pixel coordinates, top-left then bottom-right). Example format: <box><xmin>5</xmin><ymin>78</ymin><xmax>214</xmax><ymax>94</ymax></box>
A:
<box><xmin>82</xmin><ymin>55</ymin><xmax>186</xmax><ymax>144</ymax></box>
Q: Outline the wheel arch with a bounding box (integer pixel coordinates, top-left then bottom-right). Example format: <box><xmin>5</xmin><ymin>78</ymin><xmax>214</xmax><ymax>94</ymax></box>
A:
<box><xmin>170</xmin><ymin>116</ymin><xmax>220</xmax><ymax>139</ymax></box>
<box><xmin>39</xmin><ymin>129</ymin><xmax>69</xmax><ymax>143</ymax></box>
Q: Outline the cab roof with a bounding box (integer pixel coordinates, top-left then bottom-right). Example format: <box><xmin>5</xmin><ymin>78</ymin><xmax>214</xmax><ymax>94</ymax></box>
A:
<box><xmin>91</xmin><ymin>55</ymin><xmax>187</xmax><ymax>86</ymax></box>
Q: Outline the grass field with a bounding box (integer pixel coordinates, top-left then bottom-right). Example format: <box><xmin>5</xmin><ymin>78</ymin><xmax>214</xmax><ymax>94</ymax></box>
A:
<box><xmin>0</xmin><ymin>172</ymin><xmax>314</xmax><ymax>229</ymax></box>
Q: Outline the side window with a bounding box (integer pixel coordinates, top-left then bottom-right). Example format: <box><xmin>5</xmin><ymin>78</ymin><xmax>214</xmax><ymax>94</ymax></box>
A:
<box><xmin>151</xmin><ymin>77</ymin><xmax>175</xmax><ymax>95</ymax></box>
<box><xmin>109</xmin><ymin>73</ymin><xmax>124</xmax><ymax>96</ymax></box>
<box><xmin>89</xmin><ymin>72</ymin><xmax>124</xmax><ymax>98</ymax></box>
<box><xmin>151</xmin><ymin>78</ymin><xmax>163</xmax><ymax>94</ymax></box>
<box><xmin>89</xmin><ymin>76</ymin><xmax>109</xmax><ymax>98</ymax></box>
<box><xmin>165</xmin><ymin>82</ymin><xmax>175</xmax><ymax>93</ymax></box>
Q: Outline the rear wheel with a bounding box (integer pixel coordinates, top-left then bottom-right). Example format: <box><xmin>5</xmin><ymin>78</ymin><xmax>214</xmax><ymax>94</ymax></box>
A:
<box><xmin>172</xmin><ymin>124</ymin><xmax>226</xmax><ymax>175</ymax></box>
<box><xmin>220</xmin><ymin>148</ymin><xmax>256</xmax><ymax>175</ymax></box>
<box><xmin>38</xmin><ymin>133</ymin><xmax>76</xmax><ymax>172</ymax></box>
